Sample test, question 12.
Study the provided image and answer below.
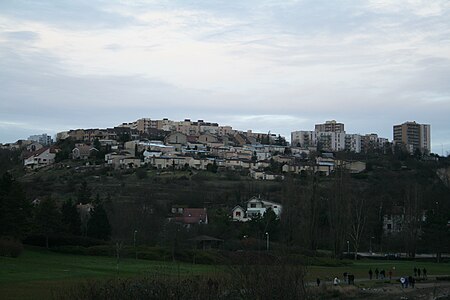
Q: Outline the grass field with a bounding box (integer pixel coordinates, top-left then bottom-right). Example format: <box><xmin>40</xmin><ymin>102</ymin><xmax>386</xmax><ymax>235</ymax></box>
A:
<box><xmin>2</xmin><ymin>248</ymin><xmax>450</xmax><ymax>299</ymax></box>
<box><xmin>0</xmin><ymin>247</ymin><xmax>216</xmax><ymax>300</ymax></box>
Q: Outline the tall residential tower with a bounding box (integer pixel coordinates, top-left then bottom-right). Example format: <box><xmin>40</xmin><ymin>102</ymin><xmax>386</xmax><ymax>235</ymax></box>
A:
<box><xmin>393</xmin><ymin>121</ymin><xmax>430</xmax><ymax>154</ymax></box>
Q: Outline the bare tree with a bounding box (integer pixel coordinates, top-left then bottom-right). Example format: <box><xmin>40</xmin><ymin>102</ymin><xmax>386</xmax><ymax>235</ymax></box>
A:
<box><xmin>327</xmin><ymin>165</ymin><xmax>351</xmax><ymax>257</ymax></box>
<box><xmin>349</xmin><ymin>193</ymin><xmax>367</xmax><ymax>260</ymax></box>
<box><xmin>403</xmin><ymin>184</ymin><xmax>424</xmax><ymax>258</ymax></box>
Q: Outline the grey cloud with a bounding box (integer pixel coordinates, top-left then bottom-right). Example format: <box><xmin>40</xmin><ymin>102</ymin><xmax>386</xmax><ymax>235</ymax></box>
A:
<box><xmin>5</xmin><ymin>31</ymin><xmax>39</xmax><ymax>41</ymax></box>
<box><xmin>0</xmin><ymin>0</ymin><xmax>136</xmax><ymax>29</ymax></box>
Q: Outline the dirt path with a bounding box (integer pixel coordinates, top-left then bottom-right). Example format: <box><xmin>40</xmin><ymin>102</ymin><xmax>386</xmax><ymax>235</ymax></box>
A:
<box><xmin>348</xmin><ymin>280</ymin><xmax>450</xmax><ymax>299</ymax></box>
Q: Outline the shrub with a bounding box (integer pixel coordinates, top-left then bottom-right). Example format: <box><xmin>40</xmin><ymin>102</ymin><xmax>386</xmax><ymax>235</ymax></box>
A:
<box><xmin>135</xmin><ymin>168</ymin><xmax>147</xmax><ymax>179</ymax></box>
<box><xmin>0</xmin><ymin>237</ymin><xmax>24</xmax><ymax>258</ymax></box>
<box><xmin>24</xmin><ymin>234</ymin><xmax>107</xmax><ymax>248</ymax></box>
<box><xmin>436</xmin><ymin>276</ymin><xmax>450</xmax><ymax>281</ymax></box>
<box><xmin>51</xmin><ymin>246</ymin><xmax>88</xmax><ymax>255</ymax></box>
<box><xmin>56</xmin><ymin>260</ymin><xmax>308</xmax><ymax>299</ymax></box>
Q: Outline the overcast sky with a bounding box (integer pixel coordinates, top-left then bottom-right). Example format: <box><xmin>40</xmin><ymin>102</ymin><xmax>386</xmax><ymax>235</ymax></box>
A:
<box><xmin>1</xmin><ymin>0</ymin><xmax>449</xmax><ymax>154</ymax></box>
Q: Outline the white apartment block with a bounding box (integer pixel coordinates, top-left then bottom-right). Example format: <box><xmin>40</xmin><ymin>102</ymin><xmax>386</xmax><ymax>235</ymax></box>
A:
<box><xmin>28</xmin><ymin>133</ymin><xmax>53</xmax><ymax>146</ymax></box>
<box><xmin>317</xmin><ymin>131</ymin><xmax>346</xmax><ymax>152</ymax></box>
<box><xmin>291</xmin><ymin>131</ymin><xmax>317</xmax><ymax>148</ymax></box>
<box><xmin>291</xmin><ymin>120</ymin><xmax>395</xmax><ymax>153</ymax></box>
<box><xmin>345</xmin><ymin>134</ymin><xmax>362</xmax><ymax>153</ymax></box>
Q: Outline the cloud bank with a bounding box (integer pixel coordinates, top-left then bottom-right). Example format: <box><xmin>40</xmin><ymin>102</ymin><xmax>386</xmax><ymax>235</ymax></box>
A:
<box><xmin>0</xmin><ymin>0</ymin><xmax>449</xmax><ymax>153</ymax></box>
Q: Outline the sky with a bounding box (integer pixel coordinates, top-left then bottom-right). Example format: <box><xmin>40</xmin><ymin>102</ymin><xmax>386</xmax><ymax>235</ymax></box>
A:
<box><xmin>0</xmin><ymin>0</ymin><xmax>449</xmax><ymax>154</ymax></box>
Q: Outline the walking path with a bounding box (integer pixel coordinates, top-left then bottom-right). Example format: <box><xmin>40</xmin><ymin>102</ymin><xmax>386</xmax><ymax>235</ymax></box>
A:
<box><xmin>311</xmin><ymin>275</ymin><xmax>450</xmax><ymax>299</ymax></box>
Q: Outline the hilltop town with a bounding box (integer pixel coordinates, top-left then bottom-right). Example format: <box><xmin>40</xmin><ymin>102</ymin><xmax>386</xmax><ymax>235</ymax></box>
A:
<box><xmin>1</xmin><ymin>118</ymin><xmax>432</xmax><ymax>179</ymax></box>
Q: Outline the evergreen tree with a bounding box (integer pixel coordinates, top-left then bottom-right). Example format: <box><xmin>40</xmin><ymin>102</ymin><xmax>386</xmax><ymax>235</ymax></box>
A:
<box><xmin>422</xmin><ymin>208</ymin><xmax>450</xmax><ymax>262</ymax></box>
<box><xmin>87</xmin><ymin>203</ymin><xmax>111</xmax><ymax>240</ymax></box>
<box><xmin>34</xmin><ymin>197</ymin><xmax>62</xmax><ymax>248</ymax></box>
<box><xmin>0</xmin><ymin>172</ymin><xmax>32</xmax><ymax>239</ymax></box>
<box><xmin>55</xmin><ymin>138</ymin><xmax>75</xmax><ymax>162</ymax></box>
<box><xmin>61</xmin><ymin>199</ymin><xmax>81</xmax><ymax>236</ymax></box>
<box><xmin>77</xmin><ymin>181</ymin><xmax>91</xmax><ymax>204</ymax></box>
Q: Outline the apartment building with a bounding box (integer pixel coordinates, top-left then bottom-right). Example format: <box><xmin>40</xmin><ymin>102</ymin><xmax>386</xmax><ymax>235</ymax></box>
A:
<box><xmin>345</xmin><ymin>134</ymin><xmax>362</xmax><ymax>153</ymax></box>
<box><xmin>28</xmin><ymin>133</ymin><xmax>53</xmax><ymax>146</ymax></box>
<box><xmin>315</xmin><ymin>120</ymin><xmax>345</xmax><ymax>133</ymax></box>
<box><xmin>393</xmin><ymin>121</ymin><xmax>431</xmax><ymax>154</ymax></box>
<box><xmin>291</xmin><ymin>130</ymin><xmax>348</xmax><ymax>152</ymax></box>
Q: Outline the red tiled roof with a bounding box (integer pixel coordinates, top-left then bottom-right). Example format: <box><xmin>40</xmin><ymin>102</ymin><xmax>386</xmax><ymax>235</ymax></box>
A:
<box><xmin>23</xmin><ymin>147</ymin><xmax>49</xmax><ymax>159</ymax></box>
<box><xmin>175</xmin><ymin>208</ymin><xmax>207</xmax><ymax>224</ymax></box>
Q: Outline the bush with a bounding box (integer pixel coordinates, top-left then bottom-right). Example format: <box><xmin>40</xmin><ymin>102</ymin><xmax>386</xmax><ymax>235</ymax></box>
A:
<box><xmin>56</xmin><ymin>260</ymin><xmax>308</xmax><ymax>299</ymax></box>
<box><xmin>135</xmin><ymin>168</ymin><xmax>148</xmax><ymax>179</ymax></box>
<box><xmin>24</xmin><ymin>235</ymin><xmax>107</xmax><ymax>248</ymax></box>
<box><xmin>51</xmin><ymin>246</ymin><xmax>88</xmax><ymax>255</ymax></box>
<box><xmin>436</xmin><ymin>276</ymin><xmax>450</xmax><ymax>281</ymax></box>
<box><xmin>0</xmin><ymin>237</ymin><xmax>24</xmax><ymax>258</ymax></box>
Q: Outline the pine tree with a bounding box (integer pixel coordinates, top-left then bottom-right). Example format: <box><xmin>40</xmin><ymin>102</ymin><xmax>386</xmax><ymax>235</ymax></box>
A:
<box><xmin>87</xmin><ymin>203</ymin><xmax>111</xmax><ymax>240</ymax></box>
<box><xmin>0</xmin><ymin>173</ymin><xmax>32</xmax><ymax>239</ymax></box>
<box><xmin>34</xmin><ymin>197</ymin><xmax>62</xmax><ymax>248</ymax></box>
<box><xmin>77</xmin><ymin>181</ymin><xmax>91</xmax><ymax>204</ymax></box>
<box><xmin>61</xmin><ymin>199</ymin><xmax>81</xmax><ymax>236</ymax></box>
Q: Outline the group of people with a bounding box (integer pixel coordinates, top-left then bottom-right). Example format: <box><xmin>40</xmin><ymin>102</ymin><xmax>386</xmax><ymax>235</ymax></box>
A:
<box><xmin>317</xmin><ymin>266</ymin><xmax>429</xmax><ymax>288</ymax></box>
<box><xmin>399</xmin><ymin>267</ymin><xmax>428</xmax><ymax>288</ymax></box>
<box><xmin>413</xmin><ymin>267</ymin><xmax>428</xmax><ymax>278</ymax></box>
<box><xmin>368</xmin><ymin>268</ymin><xmax>392</xmax><ymax>280</ymax></box>
<box><xmin>399</xmin><ymin>276</ymin><xmax>416</xmax><ymax>288</ymax></box>
<box><xmin>316</xmin><ymin>272</ymin><xmax>355</xmax><ymax>287</ymax></box>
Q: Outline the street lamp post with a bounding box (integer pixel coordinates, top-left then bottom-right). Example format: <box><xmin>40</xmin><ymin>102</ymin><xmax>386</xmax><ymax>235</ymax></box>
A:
<box><xmin>134</xmin><ymin>230</ymin><xmax>138</xmax><ymax>260</ymax></box>
<box><xmin>265</xmin><ymin>232</ymin><xmax>269</xmax><ymax>251</ymax></box>
<box><xmin>347</xmin><ymin>240</ymin><xmax>350</xmax><ymax>255</ymax></box>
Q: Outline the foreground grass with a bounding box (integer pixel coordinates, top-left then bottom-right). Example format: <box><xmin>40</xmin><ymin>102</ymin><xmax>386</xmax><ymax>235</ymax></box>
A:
<box><xmin>2</xmin><ymin>248</ymin><xmax>450</xmax><ymax>299</ymax></box>
<box><xmin>0</xmin><ymin>247</ymin><xmax>216</xmax><ymax>299</ymax></box>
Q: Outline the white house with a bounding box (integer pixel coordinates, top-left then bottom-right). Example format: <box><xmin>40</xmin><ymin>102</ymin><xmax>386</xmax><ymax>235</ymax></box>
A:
<box><xmin>231</xmin><ymin>205</ymin><xmax>249</xmax><ymax>222</ymax></box>
<box><xmin>231</xmin><ymin>196</ymin><xmax>282</xmax><ymax>222</ymax></box>
<box><xmin>249</xmin><ymin>170</ymin><xmax>284</xmax><ymax>181</ymax></box>
<box><xmin>23</xmin><ymin>147</ymin><xmax>57</xmax><ymax>170</ymax></box>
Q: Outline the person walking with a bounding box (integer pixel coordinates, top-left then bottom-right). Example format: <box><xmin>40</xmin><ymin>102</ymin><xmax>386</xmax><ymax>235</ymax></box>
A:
<box><xmin>369</xmin><ymin>269</ymin><xmax>373</xmax><ymax>280</ymax></box>
<box><xmin>375</xmin><ymin>268</ymin><xmax>379</xmax><ymax>279</ymax></box>
<box><xmin>400</xmin><ymin>277</ymin><xmax>405</xmax><ymax>288</ymax></box>
<box><xmin>388</xmin><ymin>270</ymin><xmax>393</xmax><ymax>281</ymax></box>
<box><xmin>410</xmin><ymin>276</ymin><xmax>415</xmax><ymax>288</ymax></box>
<box><xmin>333</xmin><ymin>277</ymin><xmax>340</xmax><ymax>286</ymax></box>
<box><xmin>380</xmin><ymin>269</ymin><xmax>385</xmax><ymax>279</ymax></box>
<box><xmin>316</xmin><ymin>278</ymin><xmax>321</xmax><ymax>287</ymax></box>
<box><xmin>423</xmin><ymin>268</ymin><xmax>427</xmax><ymax>279</ymax></box>
<box><xmin>348</xmin><ymin>274</ymin><xmax>355</xmax><ymax>285</ymax></box>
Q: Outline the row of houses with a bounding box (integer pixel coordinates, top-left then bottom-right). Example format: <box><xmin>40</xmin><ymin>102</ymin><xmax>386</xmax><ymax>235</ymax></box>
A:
<box><xmin>170</xmin><ymin>196</ymin><xmax>282</xmax><ymax>228</ymax></box>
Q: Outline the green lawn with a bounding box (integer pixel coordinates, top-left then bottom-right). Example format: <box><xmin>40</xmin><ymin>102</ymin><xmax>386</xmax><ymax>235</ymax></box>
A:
<box><xmin>0</xmin><ymin>247</ymin><xmax>215</xmax><ymax>299</ymax></box>
<box><xmin>2</xmin><ymin>248</ymin><xmax>450</xmax><ymax>299</ymax></box>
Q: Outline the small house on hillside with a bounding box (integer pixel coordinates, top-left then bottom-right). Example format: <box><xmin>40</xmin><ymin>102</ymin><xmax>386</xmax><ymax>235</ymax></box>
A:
<box><xmin>231</xmin><ymin>196</ymin><xmax>282</xmax><ymax>222</ymax></box>
<box><xmin>173</xmin><ymin>208</ymin><xmax>208</xmax><ymax>227</ymax></box>
<box><xmin>23</xmin><ymin>147</ymin><xmax>57</xmax><ymax>170</ymax></box>
<box><xmin>72</xmin><ymin>144</ymin><xmax>99</xmax><ymax>160</ymax></box>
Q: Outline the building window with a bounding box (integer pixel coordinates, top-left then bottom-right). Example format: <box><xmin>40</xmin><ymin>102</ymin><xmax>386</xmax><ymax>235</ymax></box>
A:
<box><xmin>236</xmin><ymin>211</ymin><xmax>241</xmax><ymax>217</ymax></box>
<box><xmin>387</xmin><ymin>224</ymin><xmax>392</xmax><ymax>230</ymax></box>
<box><xmin>250</xmin><ymin>203</ymin><xmax>256</xmax><ymax>208</ymax></box>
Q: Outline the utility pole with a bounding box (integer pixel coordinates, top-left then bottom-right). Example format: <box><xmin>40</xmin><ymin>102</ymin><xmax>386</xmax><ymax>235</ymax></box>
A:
<box><xmin>134</xmin><ymin>230</ymin><xmax>138</xmax><ymax>260</ymax></box>
<box><xmin>265</xmin><ymin>232</ymin><xmax>270</xmax><ymax>251</ymax></box>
